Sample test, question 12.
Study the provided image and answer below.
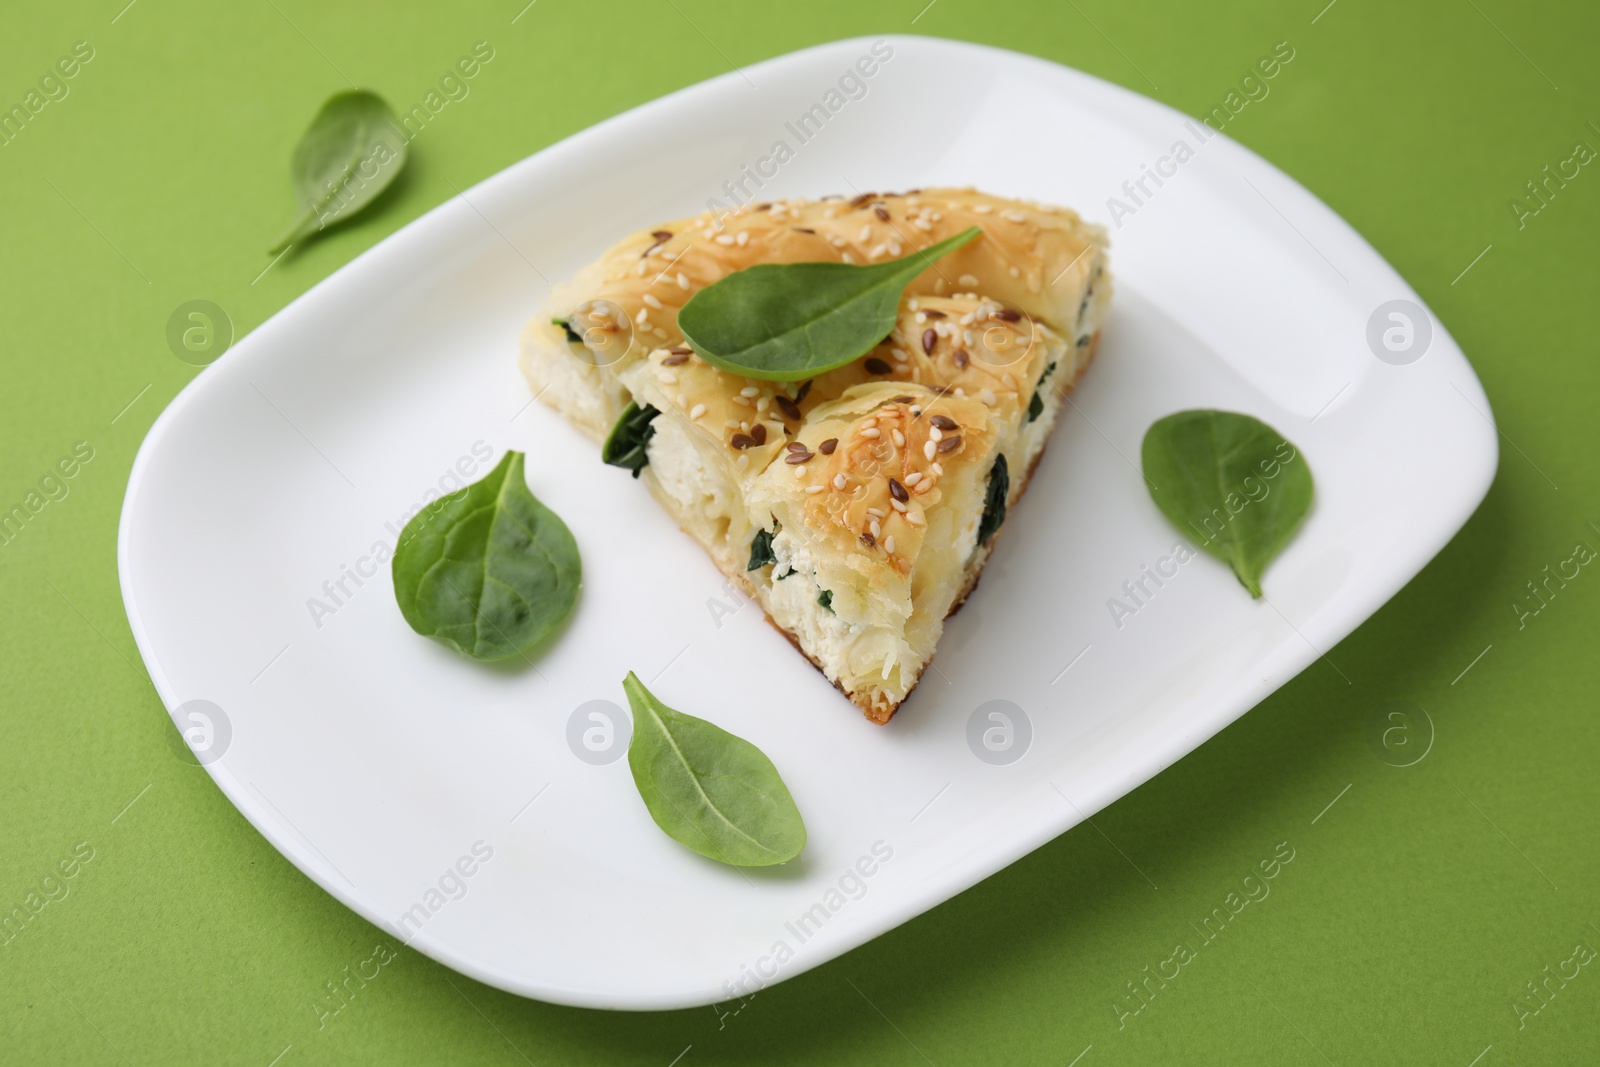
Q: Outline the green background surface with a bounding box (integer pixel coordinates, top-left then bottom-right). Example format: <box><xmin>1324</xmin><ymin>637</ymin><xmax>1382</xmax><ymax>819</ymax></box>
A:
<box><xmin>3</xmin><ymin>0</ymin><xmax>1597</xmax><ymax>1063</ymax></box>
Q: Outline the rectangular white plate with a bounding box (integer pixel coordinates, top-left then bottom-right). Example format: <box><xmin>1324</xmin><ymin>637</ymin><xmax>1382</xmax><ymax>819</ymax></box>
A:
<box><xmin>119</xmin><ymin>36</ymin><xmax>1496</xmax><ymax>1009</ymax></box>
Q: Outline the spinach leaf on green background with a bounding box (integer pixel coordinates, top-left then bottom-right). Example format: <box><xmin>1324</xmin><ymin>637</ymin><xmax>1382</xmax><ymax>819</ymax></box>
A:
<box><xmin>269</xmin><ymin>90</ymin><xmax>408</xmax><ymax>254</ymax></box>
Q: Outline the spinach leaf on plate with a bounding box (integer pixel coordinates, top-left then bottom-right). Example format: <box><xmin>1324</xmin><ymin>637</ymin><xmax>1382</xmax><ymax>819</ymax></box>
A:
<box><xmin>1140</xmin><ymin>409</ymin><xmax>1313</xmax><ymax>598</ymax></box>
<box><xmin>677</xmin><ymin>227</ymin><xmax>981</xmax><ymax>382</ymax></box>
<box><xmin>391</xmin><ymin>451</ymin><xmax>580</xmax><ymax>659</ymax></box>
<box><xmin>622</xmin><ymin>673</ymin><xmax>806</xmax><ymax>867</ymax></box>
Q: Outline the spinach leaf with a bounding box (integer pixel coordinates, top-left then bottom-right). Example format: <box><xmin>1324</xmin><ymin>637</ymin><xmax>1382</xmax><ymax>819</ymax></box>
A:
<box><xmin>1140</xmin><ymin>410</ymin><xmax>1313</xmax><ymax>598</ymax></box>
<box><xmin>622</xmin><ymin>673</ymin><xmax>806</xmax><ymax>867</ymax></box>
<box><xmin>602</xmin><ymin>401</ymin><xmax>660</xmax><ymax>477</ymax></box>
<box><xmin>677</xmin><ymin>227</ymin><xmax>981</xmax><ymax>381</ymax></box>
<box><xmin>269</xmin><ymin>90</ymin><xmax>408</xmax><ymax>254</ymax></box>
<box><xmin>817</xmin><ymin>589</ymin><xmax>834</xmax><ymax>613</ymax></box>
<box><xmin>977</xmin><ymin>452</ymin><xmax>1009</xmax><ymax>545</ymax></box>
<box><xmin>1026</xmin><ymin>362</ymin><xmax>1056</xmax><ymax>423</ymax></box>
<box><xmin>392</xmin><ymin>451</ymin><xmax>580</xmax><ymax>659</ymax></box>
<box><xmin>553</xmin><ymin>318</ymin><xmax>585</xmax><ymax>344</ymax></box>
<box><xmin>747</xmin><ymin>528</ymin><xmax>776</xmax><ymax>571</ymax></box>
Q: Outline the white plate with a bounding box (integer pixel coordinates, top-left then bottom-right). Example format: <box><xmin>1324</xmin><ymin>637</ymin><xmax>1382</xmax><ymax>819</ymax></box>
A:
<box><xmin>119</xmin><ymin>35</ymin><xmax>1497</xmax><ymax>1009</ymax></box>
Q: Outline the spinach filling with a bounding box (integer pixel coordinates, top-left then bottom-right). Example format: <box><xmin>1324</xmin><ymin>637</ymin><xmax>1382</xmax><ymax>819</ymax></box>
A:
<box><xmin>1027</xmin><ymin>361</ymin><xmax>1057</xmax><ymax>423</ymax></box>
<box><xmin>601</xmin><ymin>401</ymin><xmax>660</xmax><ymax>477</ymax></box>
<box><xmin>976</xmin><ymin>452</ymin><xmax>1009</xmax><ymax>545</ymax></box>
<box><xmin>553</xmin><ymin>318</ymin><xmax>585</xmax><ymax>345</ymax></box>
<box><xmin>747</xmin><ymin>528</ymin><xmax>777</xmax><ymax>571</ymax></box>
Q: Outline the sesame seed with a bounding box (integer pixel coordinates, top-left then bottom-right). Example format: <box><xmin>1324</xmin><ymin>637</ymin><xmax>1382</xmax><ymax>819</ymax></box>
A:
<box><xmin>690</xmin><ymin>403</ymin><xmax>706</xmax><ymax>419</ymax></box>
<box><xmin>904</xmin><ymin>472</ymin><xmax>922</xmax><ymax>487</ymax></box>
<box><xmin>659</xmin><ymin>372</ymin><xmax>678</xmax><ymax>385</ymax></box>
<box><xmin>929</xmin><ymin>426</ymin><xmax>943</xmax><ymax>442</ymax></box>
<box><xmin>888</xmin><ymin>240</ymin><xmax>902</xmax><ymax>255</ymax></box>
<box><xmin>973</xmin><ymin>204</ymin><xmax>992</xmax><ymax>214</ymax></box>
<box><xmin>737</xmin><ymin>454</ymin><xmax>749</xmax><ymax>470</ymax></box>
<box><xmin>884</xmin><ymin>535</ymin><xmax>895</xmax><ymax>553</ymax></box>
<box><xmin>889</xmin><ymin>498</ymin><xmax>907</xmax><ymax>513</ymax></box>
<box><xmin>736</xmin><ymin>231</ymin><xmax>749</xmax><ymax>246</ymax></box>
<box><xmin>864</xmin><ymin>358</ymin><xmax>891</xmax><ymax>375</ymax></box>
<box><xmin>858</xmin><ymin>225</ymin><xmax>872</xmax><ymax>242</ymax></box>
<box><xmin>921</xmin><ymin>329</ymin><xmax>937</xmax><ymax>354</ymax></box>
<box><xmin>830</xmin><ymin>235</ymin><xmax>846</xmax><ymax>248</ymax></box>
<box><xmin>739</xmin><ymin>386</ymin><xmax>760</xmax><ymax>398</ymax></box>
<box><xmin>677</xmin><ymin>272</ymin><xmax>690</xmax><ymax>289</ymax></box>
<box><xmin>818</xmin><ymin>438</ymin><xmax>838</xmax><ymax>455</ymax></box>
<box><xmin>1008</xmin><ymin>266</ymin><xmax>1020</xmax><ymax>278</ymax></box>
<box><xmin>635</xmin><ymin>307</ymin><xmax>649</xmax><ymax>324</ymax></box>
<box><xmin>915</xmin><ymin>312</ymin><xmax>927</xmax><ymax>325</ymax></box>
<box><xmin>834</xmin><ymin>474</ymin><xmax>847</xmax><ymax>490</ymax></box>
<box><xmin>931</xmin><ymin>462</ymin><xmax>944</xmax><ymax>475</ymax></box>
<box><xmin>1003</xmin><ymin>209</ymin><xmax>1027</xmax><ymax>222</ymax></box>
<box><xmin>841</xmin><ymin>253</ymin><xmax>854</xmax><ymax>264</ymax></box>
<box><xmin>732</xmin><ymin>395</ymin><xmax>753</xmax><ymax>406</ymax></box>
<box><xmin>870</xmin><ymin>244</ymin><xmax>887</xmax><ymax>259</ymax></box>
<box><xmin>906</xmin><ymin>510</ymin><xmax>925</xmax><ymax>526</ymax></box>
<box><xmin>867</xmin><ymin>506</ymin><xmax>885</xmax><ymax>518</ymax></box>
<box><xmin>806</xmin><ymin>484</ymin><xmax>825</xmax><ymax>494</ymax></box>
<box><xmin>959</xmin><ymin>274</ymin><xmax>979</xmax><ymax>288</ymax></box>
<box><xmin>643</xmin><ymin>293</ymin><xmax>663</xmax><ymax>309</ymax></box>
<box><xmin>862</xmin><ymin>428</ymin><xmax>882</xmax><ymax>440</ymax></box>
<box><xmin>891</xmin><ymin>429</ymin><xmax>905</xmax><ymax>446</ymax></box>
<box><xmin>715</xmin><ymin>234</ymin><xmax>735</xmax><ymax>245</ymax></box>
<box><xmin>869</xmin><ymin>518</ymin><xmax>881</xmax><ymax>538</ymax></box>
<box><xmin>793</xmin><ymin>464</ymin><xmax>807</xmax><ymax>478</ymax></box>
<box><xmin>636</xmin><ymin>260</ymin><xmax>649</xmax><ymax>276</ymax></box>
<box><xmin>978</xmin><ymin>389</ymin><xmax>997</xmax><ymax>405</ymax></box>
<box><xmin>923</xmin><ymin>440</ymin><xmax>937</xmax><ymax>460</ymax></box>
